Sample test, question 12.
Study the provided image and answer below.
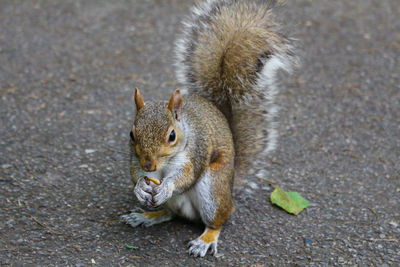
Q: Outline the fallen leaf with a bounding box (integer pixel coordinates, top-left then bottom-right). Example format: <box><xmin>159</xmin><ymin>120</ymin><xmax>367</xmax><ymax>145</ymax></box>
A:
<box><xmin>270</xmin><ymin>186</ymin><xmax>309</xmax><ymax>215</ymax></box>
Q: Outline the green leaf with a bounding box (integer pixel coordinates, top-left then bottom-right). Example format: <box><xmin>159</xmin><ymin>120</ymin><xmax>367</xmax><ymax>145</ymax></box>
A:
<box><xmin>125</xmin><ymin>244</ymin><xmax>139</xmax><ymax>250</ymax></box>
<box><xmin>270</xmin><ymin>186</ymin><xmax>309</xmax><ymax>215</ymax></box>
<box><xmin>397</xmin><ymin>188</ymin><xmax>400</xmax><ymax>193</ymax></box>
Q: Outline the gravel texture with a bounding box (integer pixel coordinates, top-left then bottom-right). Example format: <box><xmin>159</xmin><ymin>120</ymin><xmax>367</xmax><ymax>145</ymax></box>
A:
<box><xmin>1</xmin><ymin>0</ymin><xmax>399</xmax><ymax>266</ymax></box>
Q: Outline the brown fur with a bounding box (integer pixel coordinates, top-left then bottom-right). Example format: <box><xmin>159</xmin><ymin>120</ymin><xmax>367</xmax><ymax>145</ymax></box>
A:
<box><xmin>167</xmin><ymin>89</ymin><xmax>182</xmax><ymax>120</ymax></box>
<box><xmin>134</xmin><ymin>88</ymin><xmax>144</xmax><ymax>110</ymax></box>
<box><xmin>190</xmin><ymin>1</ymin><xmax>287</xmax><ymax>103</ymax></box>
<box><xmin>171</xmin><ymin>94</ymin><xmax>234</xmax><ymax>199</ymax></box>
<box><xmin>181</xmin><ymin>95</ymin><xmax>235</xmax><ymax>227</ymax></box>
<box><xmin>176</xmin><ymin>0</ymin><xmax>296</xmax><ymax>181</ymax></box>
<box><xmin>173</xmin><ymin>161</ymin><xmax>195</xmax><ymax>192</ymax></box>
<box><xmin>210</xmin><ymin>164</ymin><xmax>234</xmax><ymax>227</ymax></box>
<box><xmin>132</xmin><ymin>92</ymin><xmax>235</xmax><ymax>227</ymax></box>
<box><xmin>143</xmin><ymin>210</ymin><xmax>167</xmax><ymax>219</ymax></box>
<box><xmin>200</xmin><ymin>227</ymin><xmax>221</xmax><ymax>243</ymax></box>
<box><xmin>133</xmin><ymin>96</ymin><xmax>184</xmax><ymax>171</ymax></box>
<box><xmin>130</xmin><ymin>165</ymin><xmax>137</xmax><ymax>184</ymax></box>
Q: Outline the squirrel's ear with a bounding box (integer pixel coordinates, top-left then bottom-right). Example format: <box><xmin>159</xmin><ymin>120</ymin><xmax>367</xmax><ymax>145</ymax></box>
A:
<box><xmin>134</xmin><ymin>88</ymin><xmax>145</xmax><ymax>111</ymax></box>
<box><xmin>167</xmin><ymin>89</ymin><xmax>182</xmax><ymax>121</ymax></box>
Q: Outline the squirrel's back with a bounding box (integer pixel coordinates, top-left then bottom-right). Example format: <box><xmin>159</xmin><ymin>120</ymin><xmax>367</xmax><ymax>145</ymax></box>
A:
<box><xmin>175</xmin><ymin>0</ymin><xmax>297</xmax><ymax>176</ymax></box>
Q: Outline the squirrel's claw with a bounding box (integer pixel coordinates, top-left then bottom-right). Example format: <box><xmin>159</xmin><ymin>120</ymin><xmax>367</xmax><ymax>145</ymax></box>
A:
<box><xmin>188</xmin><ymin>238</ymin><xmax>217</xmax><ymax>257</ymax></box>
<box><xmin>151</xmin><ymin>182</ymin><xmax>174</xmax><ymax>207</ymax></box>
<box><xmin>134</xmin><ymin>177</ymin><xmax>154</xmax><ymax>207</ymax></box>
<box><xmin>122</xmin><ymin>209</ymin><xmax>174</xmax><ymax>228</ymax></box>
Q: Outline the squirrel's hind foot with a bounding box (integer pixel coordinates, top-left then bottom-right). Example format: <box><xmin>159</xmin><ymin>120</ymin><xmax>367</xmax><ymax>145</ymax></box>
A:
<box><xmin>188</xmin><ymin>227</ymin><xmax>221</xmax><ymax>257</ymax></box>
<box><xmin>121</xmin><ymin>209</ymin><xmax>174</xmax><ymax>228</ymax></box>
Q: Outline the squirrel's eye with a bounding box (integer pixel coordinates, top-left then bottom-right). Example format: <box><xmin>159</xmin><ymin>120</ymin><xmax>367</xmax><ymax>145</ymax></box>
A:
<box><xmin>130</xmin><ymin>131</ymin><xmax>135</xmax><ymax>142</ymax></box>
<box><xmin>168</xmin><ymin>129</ymin><xmax>176</xmax><ymax>143</ymax></box>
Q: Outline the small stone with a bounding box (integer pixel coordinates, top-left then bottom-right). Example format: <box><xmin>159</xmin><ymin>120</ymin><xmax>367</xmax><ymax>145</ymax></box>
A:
<box><xmin>303</xmin><ymin>238</ymin><xmax>312</xmax><ymax>245</ymax></box>
<box><xmin>1</xmin><ymin>164</ymin><xmax>12</xmax><ymax>169</ymax></box>
<box><xmin>246</xmin><ymin>188</ymin><xmax>256</xmax><ymax>194</ymax></box>
<box><xmin>322</xmin><ymin>240</ymin><xmax>329</xmax><ymax>248</ymax></box>
<box><xmin>248</xmin><ymin>182</ymin><xmax>258</xmax><ymax>190</ymax></box>
<box><xmin>255</xmin><ymin>169</ymin><xmax>269</xmax><ymax>179</ymax></box>
<box><xmin>85</xmin><ymin>149</ymin><xmax>96</xmax><ymax>154</ymax></box>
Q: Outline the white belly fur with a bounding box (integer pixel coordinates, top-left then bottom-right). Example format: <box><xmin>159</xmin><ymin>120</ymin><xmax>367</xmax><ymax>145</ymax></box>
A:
<box><xmin>166</xmin><ymin>191</ymin><xmax>199</xmax><ymax>221</ymax></box>
<box><xmin>166</xmin><ymin>170</ymin><xmax>216</xmax><ymax>224</ymax></box>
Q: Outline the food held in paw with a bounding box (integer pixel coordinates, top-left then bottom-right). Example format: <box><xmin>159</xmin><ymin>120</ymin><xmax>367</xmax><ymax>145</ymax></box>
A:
<box><xmin>145</xmin><ymin>176</ymin><xmax>161</xmax><ymax>185</ymax></box>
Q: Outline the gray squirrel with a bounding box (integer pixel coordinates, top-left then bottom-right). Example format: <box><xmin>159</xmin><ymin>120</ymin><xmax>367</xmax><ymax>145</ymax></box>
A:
<box><xmin>122</xmin><ymin>0</ymin><xmax>296</xmax><ymax>257</ymax></box>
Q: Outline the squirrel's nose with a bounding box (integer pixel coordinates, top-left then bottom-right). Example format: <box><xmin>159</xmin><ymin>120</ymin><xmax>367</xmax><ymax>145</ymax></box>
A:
<box><xmin>143</xmin><ymin>160</ymin><xmax>156</xmax><ymax>172</ymax></box>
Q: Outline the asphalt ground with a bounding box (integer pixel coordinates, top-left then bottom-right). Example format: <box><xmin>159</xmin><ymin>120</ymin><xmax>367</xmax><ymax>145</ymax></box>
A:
<box><xmin>0</xmin><ymin>0</ymin><xmax>399</xmax><ymax>266</ymax></box>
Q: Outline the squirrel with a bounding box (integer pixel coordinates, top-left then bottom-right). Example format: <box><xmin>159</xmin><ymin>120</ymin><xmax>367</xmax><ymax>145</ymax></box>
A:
<box><xmin>122</xmin><ymin>0</ymin><xmax>296</xmax><ymax>257</ymax></box>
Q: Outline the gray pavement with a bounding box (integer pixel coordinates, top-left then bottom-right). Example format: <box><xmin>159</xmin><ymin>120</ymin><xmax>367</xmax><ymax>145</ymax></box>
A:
<box><xmin>0</xmin><ymin>0</ymin><xmax>399</xmax><ymax>266</ymax></box>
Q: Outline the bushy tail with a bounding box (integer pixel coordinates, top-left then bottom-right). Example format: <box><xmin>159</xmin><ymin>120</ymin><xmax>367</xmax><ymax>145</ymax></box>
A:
<box><xmin>175</xmin><ymin>0</ymin><xmax>297</xmax><ymax>177</ymax></box>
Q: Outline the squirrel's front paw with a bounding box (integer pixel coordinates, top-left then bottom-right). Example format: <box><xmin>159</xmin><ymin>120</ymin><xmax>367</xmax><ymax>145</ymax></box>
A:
<box><xmin>151</xmin><ymin>181</ymin><xmax>174</xmax><ymax>207</ymax></box>
<box><xmin>134</xmin><ymin>177</ymin><xmax>154</xmax><ymax>206</ymax></box>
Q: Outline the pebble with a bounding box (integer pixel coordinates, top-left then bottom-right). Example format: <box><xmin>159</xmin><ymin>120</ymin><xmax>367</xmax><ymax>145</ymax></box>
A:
<box><xmin>1</xmin><ymin>164</ymin><xmax>12</xmax><ymax>169</ymax></box>
<box><xmin>85</xmin><ymin>149</ymin><xmax>96</xmax><ymax>154</ymax></box>
<box><xmin>248</xmin><ymin>182</ymin><xmax>258</xmax><ymax>190</ymax></box>
<box><xmin>244</xmin><ymin>188</ymin><xmax>254</xmax><ymax>194</ymax></box>
<box><xmin>255</xmin><ymin>169</ymin><xmax>269</xmax><ymax>179</ymax></box>
<box><xmin>303</xmin><ymin>238</ymin><xmax>312</xmax><ymax>245</ymax></box>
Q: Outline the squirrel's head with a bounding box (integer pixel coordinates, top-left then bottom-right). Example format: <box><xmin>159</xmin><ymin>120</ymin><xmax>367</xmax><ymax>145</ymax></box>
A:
<box><xmin>130</xmin><ymin>88</ymin><xmax>183</xmax><ymax>172</ymax></box>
